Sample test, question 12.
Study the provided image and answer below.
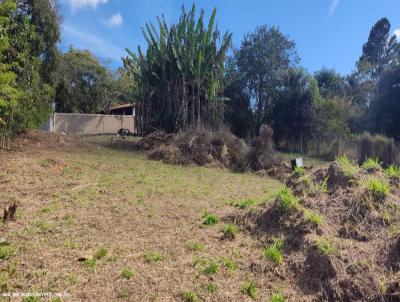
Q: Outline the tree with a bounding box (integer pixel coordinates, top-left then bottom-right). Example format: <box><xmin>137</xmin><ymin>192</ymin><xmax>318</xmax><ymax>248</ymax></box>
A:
<box><xmin>55</xmin><ymin>48</ymin><xmax>115</xmax><ymax>113</ymax></box>
<box><xmin>314</xmin><ymin>68</ymin><xmax>346</xmax><ymax>99</ymax></box>
<box><xmin>124</xmin><ymin>5</ymin><xmax>232</xmax><ymax>135</ymax></box>
<box><xmin>235</xmin><ymin>25</ymin><xmax>299</xmax><ymax>135</ymax></box>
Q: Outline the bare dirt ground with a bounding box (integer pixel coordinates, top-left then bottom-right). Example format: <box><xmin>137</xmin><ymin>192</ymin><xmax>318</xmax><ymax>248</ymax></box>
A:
<box><xmin>0</xmin><ymin>132</ymin><xmax>294</xmax><ymax>302</ymax></box>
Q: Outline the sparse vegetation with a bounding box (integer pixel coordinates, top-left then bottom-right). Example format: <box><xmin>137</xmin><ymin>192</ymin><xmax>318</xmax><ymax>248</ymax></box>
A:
<box><xmin>271</xmin><ymin>292</ymin><xmax>285</xmax><ymax>302</ymax></box>
<box><xmin>229</xmin><ymin>198</ymin><xmax>256</xmax><ymax>209</ymax></box>
<box><xmin>0</xmin><ymin>245</ymin><xmax>15</xmax><ymax>259</ymax></box>
<box><xmin>241</xmin><ymin>281</ymin><xmax>257</xmax><ymax>299</ymax></box>
<box><xmin>304</xmin><ymin>209</ymin><xmax>323</xmax><ymax>226</ymax></box>
<box><xmin>362</xmin><ymin>157</ymin><xmax>382</xmax><ymax>171</ymax></box>
<box><xmin>94</xmin><ymin>247</ymin><xmax>108</xmax><ymax>260</ymax></box>
<box><xmin>181</xmin><ymin>290</ymin><xmax>198</xmax><ymax>302</ymax></box>
<box><xmin>144</xmin><ymin>251</ymin><xmax>164</xmax><ymax>263</ymax></box>
<box><xmin>365</xmin><ymin>177</ymin><xmax>390</xmax><ymax>202</ymax></box>
<box><xmin>220</xmin><ymin>257</ymin><xmax>238</xmax><ymax>271</ymax></box>
<box><xmin>186</xmin><ymin>240</ymin><xmax>204</xmax><ymax>251</ymax></box>
<box><xmin>337</xmin><ymin>155</ymin><xmax>359</xmax><ymax>179</ymax></box>
<box><xmin>121</xmin><ymin>267</ymin><xmax>134</xmax><ymax>279</ymax></box>
<box><xmin>264</xmin><ymin>239</ymin><xmax>284</xmax><ymax>265</ymax></box>
<box><xmin>221</xmin><ymin>223</ymin><xmax>239</xmax><ymax>239</ymax></box>
<box><xmin>202</xmin><ymin>212</ymin><xmax>219</xmax><ymax>226</ymax></box>
<box><xmin>293</xmin><ymin>166</ymin><xmax>305</xmax><ymax>178</ymax></box>
<box><xmin>203</xmin><ymin>283</ymin><xmax>218</xmax><ymax>293</ymax></box>
<box><xmin>313</xmin><ymin>237</ymin><xmax>337</xmax><ymax>255</ymax></box>
<box><xmin>385</xmin><ymin>165</ymin><xmax>400</xmax><ymax>179</ymax></box>
<box><xmin>275</xmin><ymin>187</ymin><xmax>299</xmax><ymax>212</ymax></box>
<box><xmin>203</xmin><ymin>259</ymin><xmax>219</xmax><ymax>275</ymax></box>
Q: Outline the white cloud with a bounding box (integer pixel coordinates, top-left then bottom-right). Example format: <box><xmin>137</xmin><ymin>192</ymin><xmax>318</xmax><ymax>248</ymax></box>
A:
<box><xmin>68</xmin><ymin>0</ymin><xmax>108</xmax><ymax>10</ymax></box>
<box><xmin>105</xmin><ymin>13</ymin><xmax>123</xmax><ymax>28</ymax></box>
<box><xmin>328</xmin><ymin>0</ymin><xmax>340</xmax><ymax>19</ymax></box>
<box><xmin>394</xmin><ymin>29</ymin><xmax>400</xmax><ymax>39</ymax></box>
<box><xmin>62</xmin><ymin>24</ymin><xmax>125</xmax><ymax>61</ymax></box>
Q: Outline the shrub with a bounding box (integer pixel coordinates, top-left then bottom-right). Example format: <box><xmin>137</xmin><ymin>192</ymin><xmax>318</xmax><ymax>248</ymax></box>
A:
<box><xmin>271</xmin><ymin>292</ymin><xmax>285</xmax><ymax>302</ymax></box>
<box><xmin>275</xmin><ymin>187</ymin><xmax>299</xmax><ymax>212</ymax></box>
<box><xmin>365</xmin><ymin>177</ymin><xmax>390</xmax><ymax>202</ymax></box>
<box><xmin>181</xmin><ymin>290</ymin><xmax>198</xmax><ymax>302</ymax></box>
<box><xmin>229</xmin><ymin>198</ymin><xmax>255</xmax><ymax>209</ymax></box>
<box><xmin>241</xmin><ymin>281</ymin><xmax>257</xmax><ymax>299</ymax></box>
<box><xmin>362</xmin><ymin>157</ymin><xmax>382</xmax><ymax>171</ymax></box>
<box><xmin>336</xmin><ymin>155</ymin><xmax>359</xmax><ymax>179</ymax></box>
<box><xmin>221</xmin><ymin>223</ymin><xmax>239</xmax><ymax>240</ymax></box>
<box><xmin>264</xmin><ymin>239</ymin><xmax>284</xmax><ymax>265</ymax></box>
<box><xmin>385</xmin><ymin>165</ymin><xmax>400</xmax><ymax>180</ymax></box>
<box><xmin>202</xmin><ymin>212</ymin><xmax>219</xmax><ymax>226</ymax></box>
<box><xmin>121</xmin><ymin>267</ymin><xmax>134</xmax><ymax>279</ymax></box>
<box><xmin>292</xmin><ymin>166</ymin><xmax>305</xmax><ymax>178</ymax></box>
<box><xmin>313</xmin><ymin>237</ymin><xmax>337</xmax><ymax>255</ymax></box>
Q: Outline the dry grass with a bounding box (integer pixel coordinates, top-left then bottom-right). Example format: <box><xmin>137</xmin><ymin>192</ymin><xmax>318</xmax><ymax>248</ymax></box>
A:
<box><xmin>0</xmin><ymin>135</ymin><xmax>283</xmax><ymax>301</ymax></box>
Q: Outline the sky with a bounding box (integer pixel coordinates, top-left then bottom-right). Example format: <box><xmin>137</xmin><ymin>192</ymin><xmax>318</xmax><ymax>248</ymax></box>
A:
<box><xmin>59</xmin><ymin>0</ymin><xmax>400</xmax><ymax>75</ymax></box>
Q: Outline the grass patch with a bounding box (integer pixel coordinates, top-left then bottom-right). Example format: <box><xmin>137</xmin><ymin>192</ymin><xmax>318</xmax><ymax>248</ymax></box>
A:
<box><xmin>313</xmin><ymin>237</ymin><xmax>337</xmax><ymax>255</ymax></box>
<box><xmin>241</xmin><ymin>281</ymin><xmax>257</xmax><ymax>299</ymax></box>
<box><xmin>202</xmin><ymin>212</ymin><xmax>219</xmax><ymax>226</ymax></box>
<box><xmin>221</xmin><ymin>223</ymin><xmax>239</xmax><ymax>240</ymax></box>
<box><xmin>229</xmin><ymin>198</ymin><xmax>256</xmax><ymax>209</ymax></box>
<box><xmin>86</xmin><ymin>258</ymin><xmax>97</xmax><ymax>272</ymax></box>
<box><xmin>181</xmin><ymin>290</ymin><xmax>198</xmax><ymax>302</ymax></box>
<box><xmin>336</xmin><ymin>155</ymin><xmax>359</xmax><ymax>179</ymax></box>
<box><xmin>271</xmin><ymin>292</ymin><xmax>285</xmax><ymax>302</ymax></box>
<box><xmin>203</xmin><ymin>283</ymin><xmax>218</xmax><ymax>293</ymax></box>
<box><xmin>121</xmin><ymin>267</ymin><xmax>134</xmax><ymax>279</ymax></box>
<box><xmin>185</xmin><ymin>240</ymin><xmax>204</xmax><ymax>251</ymax></box>
<box><xmin>144</xmin><ymin>251</ymin><xmax>164</xmax><ymax>263</ymax></box>
<box><xmin>264</xmin><ymin>239</ymin><xmax>284</xmax><ymax>265</ymax></box>
<box><xmin>0</xmin><ymin>245</ymin><xmax>15</xmax><ymax>259</ymax></box>
<box><xmin>94</xmin><ymin>247</ymin><xmax>108</xmax><ymax>260</ymax></box>
<box><xmin>362</xmin><ymin>157</ymin><xmax>382</xmax><ymax>171</ymax></box>
<box><xmin>275</xmin><ymin>187</ymin><xmax>299</xmax><ymax>212</ymax></box>
<box><xmin>203</xmin><ymin>259</ymin><xmax>219</xmax><ymax>275</ymax></box>
<box><xmin>220</xmin><ymin>257</ymin><xmax>238</xmax><ymax>271</ymax></box>
<box><xmin>365</xmin><ymin>177</ymin><xmax>390</xmax><ymax>202</ymax></box>
<box><xmin>292</xmin><ymin>166</ymin><xmax>305</xmax><ymax>178</ymax></box>
<box><xmin>304</xmin><ymin>209</ymin><xmax>323</xmax><ymax>226</ymax></box>
<box><xmin>385</xmin><ymin>165</ymin><xmax>400</xmax><ymax>180</ymax></box>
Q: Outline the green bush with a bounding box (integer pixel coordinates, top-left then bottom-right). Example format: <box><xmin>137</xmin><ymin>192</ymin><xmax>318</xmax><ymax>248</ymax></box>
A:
<box><xmin>361</xmin><ymin>157</ymin><xmax>382</xmax><ymax>171</ymax></box>
<box><xmin>385</xmin><ymin>165</ymin><xmax>400</xmax><ymax>180</ymax></box>
<box><xmin>264</xmin><ymin>239</ymin><xmax>284</xmax><ymax>265</ymax></box>
<box><xmin>365</xmin><ymin>177</ymin><xmax>390</xmax><ymax>202</ymax></box>
<box><xmin>275</xmin><ymin>187</ymin><xmax>299</xmax><ymax>212</ymax></box>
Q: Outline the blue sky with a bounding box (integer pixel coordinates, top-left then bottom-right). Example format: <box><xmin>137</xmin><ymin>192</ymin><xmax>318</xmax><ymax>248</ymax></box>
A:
<box><xmin>59</xmin><ymin>0</ymin><xmax>400</xmax><ymax>75</ymax></box>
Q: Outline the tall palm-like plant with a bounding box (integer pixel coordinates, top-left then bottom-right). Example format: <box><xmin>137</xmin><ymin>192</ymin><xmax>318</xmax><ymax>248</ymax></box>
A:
<box><xmin>124</xmin><ymin>5</ymin><xmax>232</xmax><ymax>135</ymax></box>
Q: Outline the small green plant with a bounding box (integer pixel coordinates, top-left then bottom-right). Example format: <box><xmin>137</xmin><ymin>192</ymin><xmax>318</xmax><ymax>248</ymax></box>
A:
<box><xmin>362</xmin><ymin>157</ymin><xmax>382</xmax><ymax>171</ymax></box>
<box><xmin>94</xmin><ymin>247</ymin><xmax>108</xmax><ymax>260</ymax></box>
<box><xmin>144</xmin><ymin>251</ymin><xmax>164</xmax><ymax>263</ymax></box>
<box><xmin>385</xmin><ymin>165</ymin><xmax>400</xmax><ymax>180</ymax></box>
<box><xmin>313</xmin><ymin>237</ymin><xmax>337</xmax><ymax>255</ymax></box>
<box><xmin>121</xmin><ymin>267</ymin><xmax>134</xmax><ymax>279</ymax></box>
<box><xmin>275</xmin><ymin>187</ymin><xmax>299</xmax><ymax>212</ymax></box>
<box><xmin>221</xmin><ymin>223</ymin><xmax>239</xmax><ymax>239</ymax></box>
<box><xmin>264</xmin><ymin>239</ymin><xmax>284</xmax><ymax>265</ymax></box>
<box><xmin>271</xmin><ymin>292</ymin><xmax>285</xmax><ymax>302</ymax></box>
<box><xmin>318</xmin><ymin>176</ymin><xmax>329</xmax><ymax>194</ymax></box>
<box><xmin>186</xmin><ymin>240</ymin><xmax>204</xmax><ymax>251</ymax></box>
<box><xmin>202</xmin><ymin>212</ymin><xmax>219</xmax><ymax>226</ymax></box>
<box><xmin>181</xmin><ymin>290</ymin><xmax>198</xmax><ymax>302</ymax></box>
<box><xmin>304</xmin><ymin>210</ymin><xmax>323</xmax><ymax>226</ymax></box>
<box><xmin>0</xmin><ymin>246</ymin><xmax>15</xmax><ymax>259</ymax></box>
<box><xmin>204</xmin><ymin>283</ymin><xmax>218</xmax><ymax>293</ymax></box>
<box><xmin>203</xmin><ymin>259</ymin><xmax>219</xmax><ymax>275</ymax></box>
<box><xmin>86</xmin><ymin>258</ymin><xmax>97</xmax><ymax>271</ymax></box>
<box><xmin>23</xmin><ymin>297</ymin><xmax>41</xmax><ymax>302</ymax></box>
<box><xmin>229</xmin><ymin>198</ymin><xmax>255</xmax><ymax>209</ymax></box>
<box><xmin>220</xmin><ymin>257</ymin><xmax>238</xmax><ymax>271</ymax></box>
<box><xmin>241</xmin><ymin>281</ymin><xmax>257</xmax><ymax>299</ymax></box>
<box><xmin>293</xmin><ymin>166</ymin><xmax>305</xmax><ymax>178</ymax></box>
<box><xmin>336</xmin><ymin>155</ymin><xmax>359</xmax><ymax>179</ymax></box>
<box><xmin>365</xmin><ymin>177</ymin><xmax>390</xmax><ymax>202</ymax></box>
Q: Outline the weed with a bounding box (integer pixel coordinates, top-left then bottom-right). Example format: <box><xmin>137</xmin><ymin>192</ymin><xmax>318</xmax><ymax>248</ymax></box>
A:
<box><xmin>62</xmin><ymin>239</ymin><xmax>77</xmax><ymax>250</ymax></box>
<box><xmin>117</xmin><ymin>289</ymin><xmax>129</xmax><ymax>298</ymax></box>
<box><xmin>271</xmin><ymin>292</ymin><xmax>285</xmax><ymax>302</ymax></box>
<box><xmin>202</xmin><ymin>212</ymin><xmax>219</xmax><ymax>226</ymax></box>
<box><xmin>221</xmin><ymin>223</ymin><xmax>239</xmax><ymax>240</ymax></box>
<box><xmin>241</xmin><ymin>281</ymin><xmax>257</xmax><ymax>299</ymax></box>
<box><xmin>144</xmin><ymin>251</ymin><xmax>164</xmax><ymax>263</ymax></box>
<box><xmin>121</xmin><ymin>267</ymin><xmax>134</xmax><ymax>279</ymax></box>
<box><xmin>220</xmin><ymin>257</ymin><xmax>238</xmax><ymax>271</ymax></box>
<box><xmin>318</xmin><ymin>176</ymin><xmax>329</xmax><ymax>194</ymax></box>
<box><xmin>304</xmin><ymin>210</ymin><xmax>323</xmax><ymax>226</ymax></box>
<box><xmin>203</xmin><ymin>259</ymin><xmax>219</xmax><ymax>275</ymax></box>
<box><xmin>229</xmin><ymin>198</ymin><xmax>256</xmax><ymax>209</ymax></box>
<box><xmin>23</xmin><ymin>297</ymin><xmax>41</xmax><ymax>302</ymax></box>
<box><xmin>264</xmin><ymin>239</ymin><xmax>284</xmax><ymax>265</ymax></box>
<box><xmin>365</xmin><ymin>177</ymin><xmax>390</xmax><ymax>202</ymax></box>
<box><xmin>362</xmin><ymin>157</ymin><xmax>382</xmax><ymax>171</ymax></box>
<box><xmin>385</xmin><ymin>165</ymin><xmax>400</xmax><ymax>180</ymax></box>
<box><xmin>293</xmin><ymin>166</ymin><xmax>305</xmax><ymax>178</ymax></box>
<box><xmin>336</xmin><ymin>155</ymin><xmax>359</xmax><ymax>179</ymax></box>
<box><xmin>186</xmin><ymin>240</ymin><xmax>204</xmax><ymax>251</ymax></box>
<box><xmin>35</xmin><ymin>220</ymin><xmax>52</xmax><ymax>233</ymax></box>
<box><xmin>41</xmin><ymin>207</ymin><xmax>51</xmax><ymax>214</ymax></box>
<box><xmin>86</xmin><ymin>258</ymin><xmax>97</xmax><ymax>272</ymax></box>
<box><xmin>275</xmin><ymin>187</ymin><xmax>299</xmax><ymax>212</ymax></box>
<box><xmin>181</xmin><ymin>290</ymin><xmax>198</xmax><ymax>302</ymax></box>
<box><xmin>94</xmin><ymin>247</ymin><xmax>108</xmax><ymax>260</ymax></box>
<box><xmin>0</xmin><ymin>246</ymin><xmax>15</xmax><ymax>259</ymax></box>
<box><xmin>203</xmin><ymin>283</ymin><xmax>218</xmax><ymax>293</ymax></box>
<box><xmin>313</xmin><ymin>237</ymin><xmax>337</xmax><ymax>255</ymax></box>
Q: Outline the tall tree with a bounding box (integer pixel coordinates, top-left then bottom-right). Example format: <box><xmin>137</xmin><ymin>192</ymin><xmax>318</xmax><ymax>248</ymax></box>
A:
<box><xmin>235</xmin><ymin>25</ymin><xmax>299</xmax><ymax>135</ymax></box>
<box><xmin>314</xmin><ymin>68</ymin><xmax>346</xmax><ymax>99</ymax></box>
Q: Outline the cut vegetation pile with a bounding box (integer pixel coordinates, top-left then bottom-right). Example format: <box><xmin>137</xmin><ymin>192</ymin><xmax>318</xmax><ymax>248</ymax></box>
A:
<box><xmin>233</xmin><ymin>155</ymin><xmax>400</xmax><ymax>301</ymax></box>
<box><xmin>138</xmin><ymin>125</ymin><xmax>280</xmax><ymax>172</ymax></box>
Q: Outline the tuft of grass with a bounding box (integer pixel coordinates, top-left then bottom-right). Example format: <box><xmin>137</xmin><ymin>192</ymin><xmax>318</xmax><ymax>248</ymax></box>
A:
<box><xmin>202</xmin><ymin>212</ymin><xmax>219</xmax><ymax>226</ymax></box>
<box><xmin>275</xmin><ymin>187</ymin><xmax>299</xmax><ymax>212</ymax></box>
<box><xmin>385</xmin><ymin>165</ymin><xmax>400</xmax><ymax>180</ymax></box>
<box><xmin>313</xmin><ymin>237</ymin><xmax>337</xmax><ymax>255</ymax></box>
<box><xmin>336</xmin><ymin>155</ymin><xmax>359</xmax><ymax>179</ymax></box>
<box><xmin>86</xmin><ymin>258</ymin><xmax>97</xmax><ymax>272</ymax></box>
<box><xmin>121</xmin><ymin>267</ymin><xmax>134</xmax><ymax>279</ymax></box>
<box><xmin>203</xmin><ymin>259</ymin><xmax>219</xmax><ymax>275</ymax></box>
<box><xmin>229</xmin><ymin>198</ymin><xmax>256</xmax><ymax>209</ymax></box>
<box><xmin>365</xmin><ymin>177</ymin><xmax>390</xmax><ymax>202</ymax></box>
<box><xmin>94</xmin><ymin>247</ymin><xmax>108</xmax><ymax>260</ymax></box>
<box><xmin>203</xmin><ymin>283</ymin><xmax>218</xmax><ymax>293</ymax></box>
<box><xmin>23</xmin><ymin>297</ymin><xmax>41</xmax><ymax>302</ymax></box>
<box><xmin>293</xmin><ymin>166</ymin><xmax>305</xmax><ymax>178</ymax></box>
<box><xmin>264</xmin><ymin>239</ymin><xmax>284</xmax><ymax>265</ymax></box>
<box><xmin>185</xmin><ymin>240</ymin><xmax>204</xmax><ymax>251</ymax></box>
<box><xmin>144</xmin><ymin>251</ymin><xmax>164</xmax><ymax>263</ymax></box>
<box><xmin>220</xmin><ymin>257</ymin><xmax>238</xmax><ymax>271</ymax></box>
<box><xmin>271</xmin><ymin>292</ymin><xmax>285</xmax><ymax>302</ymax></box>
<box><xmin>241</xmin><ymin>281</ymin><xmax>257</xmax><ymax>299</ymax></box>
<box><xmin>304</xmin><ymin>209</ymin><xmax>323</xmax><ymax>226</ymax></box>
<box><xmin>362</xmin><ymin>157</ymin><xmax>382</xmax><ymax>171</ymax></box>
<box><xmin>221</xmin><ymin>223</ymin><xmax>239</xmax><ymax>240</ymax></box>
<box><xmin>181</xmin><ymin>290</ymin><xmax>198</xmax><ymax>302</ymax></box>
<box><xmin>0</xmin><ymin>245</ymin><xmax>15</xmax><ymax>259</ymax></box>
